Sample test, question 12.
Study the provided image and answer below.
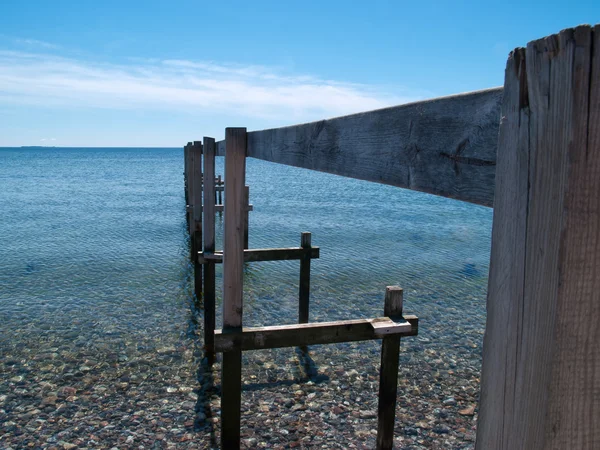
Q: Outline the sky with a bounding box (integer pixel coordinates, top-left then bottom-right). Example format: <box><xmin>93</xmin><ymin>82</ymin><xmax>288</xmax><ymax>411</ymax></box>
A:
<box><xmin>0</xmin><ymin>0</ymin><xmax>598</xmax><ymax>147</ymax></box>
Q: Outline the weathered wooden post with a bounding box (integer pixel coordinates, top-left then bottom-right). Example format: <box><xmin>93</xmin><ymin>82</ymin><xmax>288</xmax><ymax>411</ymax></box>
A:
<box><xmin>183</xmin><ymin>143</ymin><xmax>189</xmax><ymax>204</ymax></box>
<box><xmin>191</xmin><ymin>141</ymin><xmax>203</xmax><ymax>290</ymax></box>
<box><xmin>221</xmin><ymin>127</ymin><xmax>247</xmax><ymax>449</ymax></box>
<box><xmin>217</xmin><ymin>175</ymin><xmax>223</xmax><ymax>206</ymax></box>
<box><xmin>476</xmin><ymin>25</ymin><xmax>600</xmax><ymax>450</ymax></box>
<box><xmin>243</xmin><ymin>186</ymin><xmax>250</xmax><ymax>249</ymax></box>
<box><xmin>203</xmin><ymin>136</ymin><xmax>216</xmax><ymax>359</ymax></box>
<box><xmin>376</xmin><ymin>286</ymin><xmax>403</xmax><ymax>449</ymax></box>
<box><xmin>298</xmin><ymin>232</ymin><xmax>311</xmax><ymax>324</ymax></box>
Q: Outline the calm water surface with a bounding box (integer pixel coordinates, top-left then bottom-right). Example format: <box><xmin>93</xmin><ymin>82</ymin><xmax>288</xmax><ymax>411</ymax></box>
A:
<box><xmin>0</xmin><ymin>147</ymin><xmax>492</xmax><ymax>448</ymax></box>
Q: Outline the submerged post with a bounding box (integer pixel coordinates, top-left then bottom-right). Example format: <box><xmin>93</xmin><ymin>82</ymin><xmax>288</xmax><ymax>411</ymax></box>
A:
<box><xmin>221</xmin><ymin>127</ymin><xmax>247</xmax><ymax>449</ymax></box>
<box><xmin>476</xmin><ymin>25</ymin><xmax>600</xmax><ymax>449</ymax></box>
<box><xmin>298</xmin><ymin>232</ymin><xmax>311</xmax><ymax>324</ymax></box>
<box><xmin>376</xmin><ymin>286</ymin><xmax>403</xmax><ymax>449</ymax></box>
<box><xmin>203</xmin><ymin>137</ymin><xmax>216</xmax><ymax>358</ymax></box>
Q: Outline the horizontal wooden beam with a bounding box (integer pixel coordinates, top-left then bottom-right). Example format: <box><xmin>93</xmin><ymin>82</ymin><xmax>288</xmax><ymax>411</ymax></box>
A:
<box><xmin>186</xmin><ymin>204</ymin><xmax>253</xmax><ymax>213</ymax></box>
<box><xmin>198</xmin><ymin>247</ymin><xmax>320</xmax><ymax>264</ymax></box>
<box><xmin>215</xmin><ymin>315</ymin><xmax>418</xmax><ymax>352</ymax></box>
<box><xmin>216</xmin><ymin>88</ymin><xmax>502</xmax><ymax>206</ymax></box>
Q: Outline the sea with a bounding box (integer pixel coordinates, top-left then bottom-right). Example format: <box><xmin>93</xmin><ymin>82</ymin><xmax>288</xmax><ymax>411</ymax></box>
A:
<box><xmin>0</xmin><ymin>147</ymin><xmax>492</xmax><ymax>448</ymax></box>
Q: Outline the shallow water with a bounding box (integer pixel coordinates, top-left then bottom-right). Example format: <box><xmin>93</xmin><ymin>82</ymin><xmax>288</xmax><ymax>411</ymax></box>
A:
<box><xmin>0</xmin><ymin>147</ymin><xmax>492</xmax><ymax>449</ymax></box>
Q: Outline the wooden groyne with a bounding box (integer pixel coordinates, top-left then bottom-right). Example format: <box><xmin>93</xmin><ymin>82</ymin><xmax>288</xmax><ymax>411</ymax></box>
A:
<box><xmin>183</xmin><ymin>24</ymin><xmax>600</xmax><ymax>450</ymax></box>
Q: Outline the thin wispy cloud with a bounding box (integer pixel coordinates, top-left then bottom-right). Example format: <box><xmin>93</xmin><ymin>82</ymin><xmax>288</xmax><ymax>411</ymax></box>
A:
<box><xmin>0</xmin><ymin>50</ymin><xmax>423</xmax><ymax>122</ymax></box>
<box><xmin>14</xmin><ymin>38</ymin><xmax>61</xmax><ymax>50</ymax></box>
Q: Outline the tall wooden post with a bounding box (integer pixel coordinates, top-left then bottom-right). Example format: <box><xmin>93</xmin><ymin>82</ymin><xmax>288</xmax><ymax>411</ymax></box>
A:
<box><xmin>183</xmin><ymin>144</ymin><xmax>189</xmax><ymax>204</ymax></box>
<box><xmin>221</xmin><ymin>127</ymin><xmax>247</xmax><ymax>449</ymax></box>
<box><xmin>376</xmin><ymin>286</ymin><xmax>403</xmax><ymax>450</ymax></box>
<box><xmin>298</xmin><ymin>232</ymin><xmax>311</xmax><ymax>324</ymax></box>
<box><xmin>191</xmin><ymin>141</ymin><xmax>203</xmax><ymax>293</ymax></box>
<box><xmin>217</xmin><ymin>175</ymin><xmax>223</xmax><ymax>206</ymax></box>
<box><xmin>203</xmin><ymin>137</ymin><xmax>216</xmax><ymax>359</ymax></box>
<box><xmin>243</xmin><ymin>186</ymin><xmax>250</xmax><ymax>249</ymax></box>
<box><xmin>476</xmin><ymin>25</ymin><xmax>600</xmax><ymax>450</ymax></box>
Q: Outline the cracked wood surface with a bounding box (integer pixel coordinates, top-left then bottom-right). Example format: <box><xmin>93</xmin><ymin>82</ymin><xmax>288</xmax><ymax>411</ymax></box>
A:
<box><xmin>216</xmin><ymin>88</ymin><xmax>503</xmax><ymax>206</ymax></box>
<box><xmin>476</xmin><ymin>25</ymin><xmax>600</xmax><ymax>450</ymax></box>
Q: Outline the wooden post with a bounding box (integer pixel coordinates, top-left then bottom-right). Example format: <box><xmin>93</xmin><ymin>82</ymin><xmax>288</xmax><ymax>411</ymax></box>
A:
<box><xmin>476</xmin><ymin>25</ymin><xmax>600</xmax><ymax>450</ymax></box>
<box><xmin>192</xmin><ymin>142</ymin><xmax>203</xmax><ymax>289</ymax></box>
<box><xmin>221</xmin><ymin>127</ymin><xmax>247</xmax><ymax>449</ymax></box>
<box><xmin>203</xmin><ymin>137</ymin><xmax>216</xmax><ymax>358</ymax></box>
<box><xmin>243</xmin><ymin>186</ymin><xmax>250</xmax><ymax>249</ymax></box>
<box><xmin>217</xmin><ymin>175</ymin><xmax>223</xmax><ymax>206</ymax></box>
<box><xmin>183</xmin><ymin>144</ymin><xmax>189</xmax><ymax>204</ymax></box>
<box><xmin>376</xmin><ymin>286</ymin><xmax>403</xmax><ymax>450</ymax></box>
<box><xmin>184</xmin><ymin>142</ymin><xmax>193</xmax><ymax>221</ymax></box>
<box><xmin>298</xmin><ymin>232</ymin><xmax>311</xmax><ymax>324</ymax></box>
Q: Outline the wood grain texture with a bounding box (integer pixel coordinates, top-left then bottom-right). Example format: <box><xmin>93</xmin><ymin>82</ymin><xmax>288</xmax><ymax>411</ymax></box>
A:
<box><xmin>377</xmin><ymin>287</ymin><xmax>404</xmax><ymax>450</ymax></box>
<box><xmin>198</xmin><ymin>247</ymin><xmax>320</xmax><ymax>264</ymax></box>
<box><xmin>203</xmin><ymin>137</ymin><xmax>216</xmax><ymax>356</ymax></box>
<box><xmin>214</xmin><ymin>315</ymin><xmax>417</xmax><ymax>352</ymax></box>
<box><xmin>216</xmin><ymin>88</ymin><xmax>502</xmax><ymax>206</ymax></box>
<box><xmin>476</xmin><ymin>25</ymin><xmax>600</xmax><ymax>450</ymax></box>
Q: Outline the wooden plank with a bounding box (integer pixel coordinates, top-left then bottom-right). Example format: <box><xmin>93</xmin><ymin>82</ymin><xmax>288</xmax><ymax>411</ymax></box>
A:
<box><xmin>298</xmin><ymin>232</ymin><xmax>311</xmax><ymax>324</ymax></box>
<box><xmin>221</xmin><ymin>127</ymin><xmax>247</xmax><ymax>450</ymax></box>
<box><xmin>476</xmin><ymin>25</ymin><xmax>600</xmax><ymax>450</ymax></box>
<box><xmin>377</xmin><ymin>287</ymin><xmax>404</xmax><ymax>449</ymax></box>
<box><xmin>215</xmin><ymin>204</ymin><xmax>252</xmax><ymax>212</ymax></box>
<box><xmin>214</xmin><ymin>315</ymin><xmax>417</xmax><ymax>352</ymax></box>
<box><xmin>203</xmin><ymin>137</ymin><xmax>216</xmax><ymax>358</ymax></box>
<box><xmin>198</xmin><ymin>247</ymin><xmax>320</xmax><ymax>264</ymax></box>
<box><xmin>216</xmin><ymin>88</ymin><xmax>503</xmax><ymax>206</ymax></box>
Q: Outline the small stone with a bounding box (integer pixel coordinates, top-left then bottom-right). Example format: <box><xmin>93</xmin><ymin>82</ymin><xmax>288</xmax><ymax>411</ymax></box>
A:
<box><xmin>459</xmin><ymin>405</ymin><xmax>476</xmax><ymax>416</ymax></box>
<box><xmin>443</xmin><ymin>397</ymin><xmax>456</xmax><ymax>406</ymax></box>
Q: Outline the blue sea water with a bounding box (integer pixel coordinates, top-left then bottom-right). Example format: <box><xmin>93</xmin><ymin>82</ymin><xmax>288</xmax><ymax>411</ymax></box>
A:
<box><xmin>0</xmin><ymin>147</ymin><xmax>492</xmax><ymax>447</ymax></box>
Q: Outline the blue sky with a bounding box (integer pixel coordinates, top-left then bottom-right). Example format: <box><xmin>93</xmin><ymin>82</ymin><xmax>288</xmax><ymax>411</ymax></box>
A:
<box><xmin>0</xmin><ymin>0</ymin><xmax>597</xmax><ymax>147</ymax></box>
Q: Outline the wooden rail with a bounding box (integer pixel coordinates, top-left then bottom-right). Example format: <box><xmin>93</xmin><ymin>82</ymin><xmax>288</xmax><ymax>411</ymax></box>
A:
<box><xmin>214</xmin><ymin>314</ymin><xmax>418</xmax><ymax>352</ymax></box>
<box><xmin>198</xmin><ymin>246</ymin><xmax>320</xmax><ymax>264</ymax></box>
<box><xmin>216</xmin><ymin>88</ymin><xmax>503</xmax><ymax>207</ymax></box>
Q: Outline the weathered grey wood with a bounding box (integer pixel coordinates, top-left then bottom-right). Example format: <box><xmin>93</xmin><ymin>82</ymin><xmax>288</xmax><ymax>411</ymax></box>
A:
<box><xmin>243</xmin><ymin>186</ymin><xmax>250</xmax><ymax>250</ymax></box>
<box><xmin>203</xmin><ymin>137</ymin><xmax>216</xmax><ymax>357</ymax></box>
<box><xmin>214</xmin><ymin>315</ymin><xmax>417</xmax><ymax>352</ymax></box>
<box><xmin>298</xmin><ymin>232</ymin><xmax>311</xmax><ymax>324</ymax></box>
<box><xmin>221</xmin><ymin>127</ymin><xmax>247</xmax><ymax>450</ymax></box>
<box><xmin>216</xmin><ymin>88</ymin><xmax>502</xmax><ymax>206</ymax></box>
<box><xmin>377</xmin><ymin>287</ymin><xmax>403</xmax><ymax>449</ymax></box>
<box><xmin>198</xmin><ymin>247</ymin><xmax>320</xmax><ymax>264</ymax></box>
<box><xmin>476</xmin><ymin>25</ymin><xmax>600</xmax><ymax>450</ymax></box>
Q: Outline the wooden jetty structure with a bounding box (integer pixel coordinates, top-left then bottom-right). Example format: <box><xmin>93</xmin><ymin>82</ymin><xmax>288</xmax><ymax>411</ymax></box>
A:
<box><xmin>182</xmin><ymin>24</ymin><xmax>600</xmax><ymax>450</ymax></box>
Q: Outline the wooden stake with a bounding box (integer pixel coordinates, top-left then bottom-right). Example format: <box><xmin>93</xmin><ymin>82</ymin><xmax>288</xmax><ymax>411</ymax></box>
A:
<box><xmin>244</xmin><ymin>186</ymin><xmax>250</xmax><ymax>249</ymax></box>
<box><xmin>298</xmin><ymin>232</ymin><xmax>311</xmax><ymax>324</ymax></box>
<box><xmin>376</xmin><ymin>286</ymin><xmax>403</xmax><ymax>450</ymax></box>
<box><xmin>221</xmin><ymin>127</ymin><xmax>247</xmax><ymax>449</ymax></box>
<box><xmin>203</xmin><ymin>137</ymin><xmax>216</xmax><ymax>358</ymax></box>
<box><xmin>476</xmin><ymin>25</ymin><xmax>600</xmax><ymax>449</ymax></box>
<box><xmin>192</xmin><ymin>142</ymin><xmax>203</xmax><ymax>291</ymax></box>
<box><xmin>217</xmin><ymin>174</ymin><xmax>223</xmax><ymax>206</ymax></box>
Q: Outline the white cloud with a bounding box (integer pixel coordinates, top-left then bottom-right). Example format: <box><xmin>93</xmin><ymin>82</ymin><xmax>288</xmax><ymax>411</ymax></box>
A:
<box><xmin>0</xmin><ymin>50</ymin><xmax>423</xmax><ymax>122</ymax></box>
<box><xmin>14</xmin><ymin>39</ymin><xmax>61</xmax><ymax>50</ymax></box>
